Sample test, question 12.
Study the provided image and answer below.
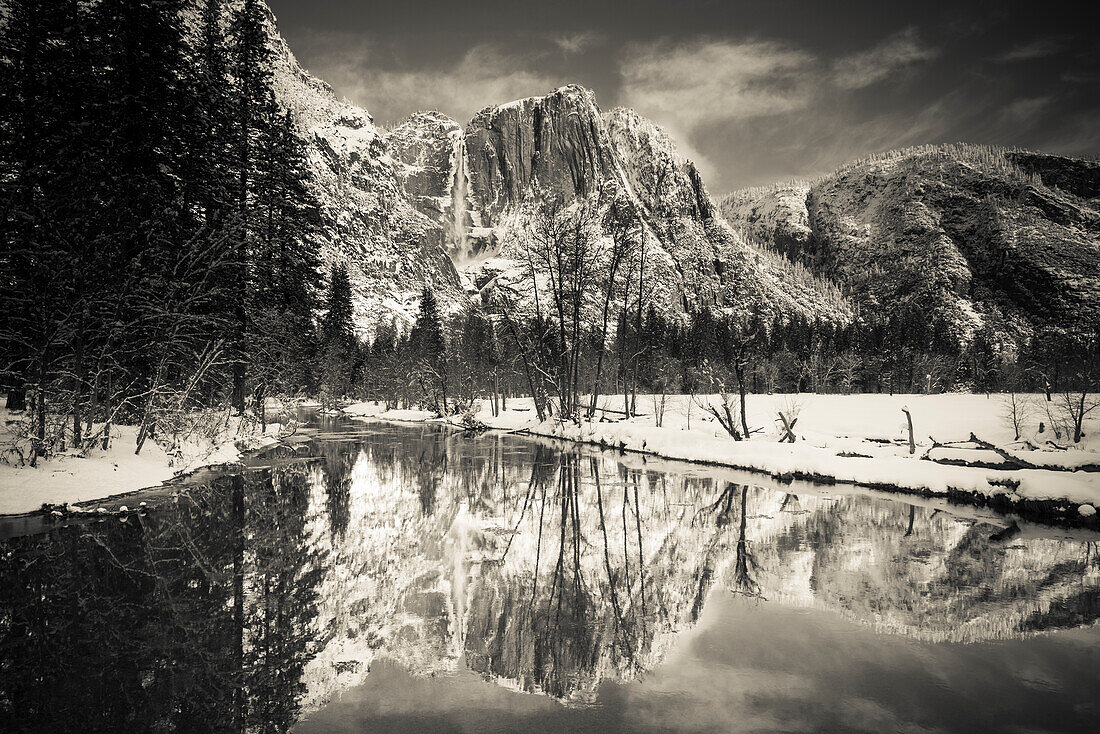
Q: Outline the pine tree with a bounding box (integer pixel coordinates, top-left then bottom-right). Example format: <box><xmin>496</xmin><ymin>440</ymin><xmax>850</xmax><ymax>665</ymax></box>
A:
<box><xmin>408</xmin><ymin>288</ymin><xmax>449</xmax><ymax>412</ymax></box>
<box><xmin>320</xmin><ymin>264</ymin><xmax>356</xmax><ymax>400</ymax></box>
<box><xmin>246</xmin><ymin>108</ymin><xmax>322</xmax><ymax>400</ymax></box>
<box><xmin>227</xmin><ymin>0</ymin><xmax>278</xmax><ymax>411</ymax></box>
<box><xmin>194</xmin><ymin>0</ymin><xmax>235</xmax><ymax>226</ymax></box>
<box><xmin>0</xmin><ymin>0</ymin><xmax>88</xmax><ymax>441</ymax></box>
<box><xmin>409</xmin><ymin>289</ymin><xmax>446</xmax><ymax>364</ymax></box>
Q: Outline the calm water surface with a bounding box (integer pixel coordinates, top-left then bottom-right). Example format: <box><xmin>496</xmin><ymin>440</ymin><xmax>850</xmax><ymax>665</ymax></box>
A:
<box><xmin>2</xmin><ymin>418</ymin><xmax>1098</xmax><ymax>733</ymax></box>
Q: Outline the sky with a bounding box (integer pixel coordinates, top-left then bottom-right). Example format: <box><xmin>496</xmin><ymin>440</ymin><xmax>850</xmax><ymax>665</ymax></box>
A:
<box><xmin>267</xmin><ymin>0</ymin><xmax>1100</xmax><ymax>193</ymax></box>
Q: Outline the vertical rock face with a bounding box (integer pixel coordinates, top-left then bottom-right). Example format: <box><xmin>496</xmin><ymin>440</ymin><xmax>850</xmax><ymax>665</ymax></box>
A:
<box><xmin>386</xmin><ymin>85</ymin><xmax>852</xmax><ymax>324</ymax></box>
<box><xmin>385</xmin><ymin>111</ymin><xmax>462</xmax><ymax>225</ymax></box>
<box><xmin>384</xmin><ymin>112</ymin><xmax>486</xmax><ymax>263</ymax></box>
<box><xmin>464</xmin><ymin>85</ymin><xmax>619</xmax><ymax>221</ymax></box>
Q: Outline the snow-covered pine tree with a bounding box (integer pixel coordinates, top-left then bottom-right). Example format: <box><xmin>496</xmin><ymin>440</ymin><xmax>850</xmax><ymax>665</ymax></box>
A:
<box><xmin>408</xmin><ymin>288</ymin><xmax>448</xmax><ymax>412</ymax></box>
<box><xmin>247</xmin><ymin>108</ymin><xmax>323</xmax><ymax>401</ymax></box>
<box><xmin>320</xmin><ymin>264</ymin><xmax>357</xmax><ymax>400</ymax></box>
<box><xmin>227</xmin><ymin>0</ymin><xmax>277</xmax><ymax>412</ymax></box>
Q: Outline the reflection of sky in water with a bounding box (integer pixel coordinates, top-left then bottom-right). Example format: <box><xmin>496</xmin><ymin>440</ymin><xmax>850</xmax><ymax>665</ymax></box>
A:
<box><xmin>3</xmin><ymin>419</ymin><xmax>1099</xmax><ymax>733</ymax></box>
<box><xmin>300</xmin><ymin>596</ymin><xmax>1100</xmax><ymax>733</ymax></box>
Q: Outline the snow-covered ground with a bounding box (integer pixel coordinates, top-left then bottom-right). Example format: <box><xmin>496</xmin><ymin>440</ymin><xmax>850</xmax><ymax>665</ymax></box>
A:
<box><xmin>8</xmin><ymin>392</ymin><xmax>1093</xmax><ymax>519</ymax></box>
<box><xmin>345</xmin><ymin>393</ymin><xmax>1100</xmax><ymax>521</ymax></box>
<box><xmin>0</xmin><ymin>411</ymin><xmax>283</xmax><ymax>515</ymax></box>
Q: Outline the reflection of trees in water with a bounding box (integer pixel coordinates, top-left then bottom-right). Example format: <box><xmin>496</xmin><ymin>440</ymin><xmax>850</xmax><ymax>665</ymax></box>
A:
<box><xmin>463</xmin><ymin>453</ymin><xmax>661</xmax><ymax>699</ymax></box>
<box><xmin>322</xmin><ymin>443</ymin><xmax>356</xmax><ymax>537</ymax></box>
<box><xmin>451</xmin><ymin>455</ymin><xmax>782</xmax><ymax>700</ymax></box>
<box><xmin>272</xmin><ymin>433</ymin><xmax>1100</xmax><ymax>701</ymax></box>
<box><xmin>694</xmin><ymin>483</ymin><xmax>760</xmax><ymax>613</ymax></box>
<box><xmin>0</xmin><ymin>466</ymin><xmax>326</xmax><ymax>733</ymax></box>
<box><xmin>733</xmin><ymin>485</ymin><xmax>762</xmax><ymax>599</ymax></box>
<box><xmin>244</xmin><ymin>468</ymin><xmax>325</xmax><ymax>732</ymax></box>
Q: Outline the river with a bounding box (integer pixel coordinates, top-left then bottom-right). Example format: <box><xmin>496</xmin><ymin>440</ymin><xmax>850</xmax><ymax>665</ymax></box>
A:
<box><xmin>2</xmin><ymin>417</ymin><xmax>1098</xmax><ymax>733</ymax></box>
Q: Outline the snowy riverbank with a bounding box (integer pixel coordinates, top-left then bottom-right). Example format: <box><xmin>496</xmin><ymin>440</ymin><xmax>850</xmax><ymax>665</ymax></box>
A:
<box><xmin>344</xmin><ymin>393</ymin><xmax>1100</xmax><ymax>524</ymax></box>
<box><xmin>0</xmin><ymin>411</ymin><xmax>284</xmax><ymax>515</ymax></box>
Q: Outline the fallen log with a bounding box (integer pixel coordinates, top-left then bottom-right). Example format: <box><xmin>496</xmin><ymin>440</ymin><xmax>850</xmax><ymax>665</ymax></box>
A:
<box><xmin>924</xmin><ymin>440</ymin><xmax>1100</xmax><ymax>472</ymax></box>
<box><xmin>577</xmin><ymin>403</ymin><xmax>648</xmax><ymax>418</ymax></box>
<box><xmin>969</xmin><ymin>433</ymin><xmax>1040</xmax><ymax>470</ymax></box>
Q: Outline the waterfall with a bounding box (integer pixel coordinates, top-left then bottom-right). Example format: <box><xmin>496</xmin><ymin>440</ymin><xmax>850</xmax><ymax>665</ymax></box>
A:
<box><xmin>450</xmin><ymin>132</ymin><xmax>470</xmax><ymax>261</ymax></box>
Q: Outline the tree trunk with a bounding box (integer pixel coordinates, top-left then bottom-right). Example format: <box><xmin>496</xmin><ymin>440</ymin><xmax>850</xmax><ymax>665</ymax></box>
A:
<box><xmin>72</xmin><ymin>326</ymin><xmax>85</xmax><ymax>448</ymax></box>
<box><xmin>34</xmin><ymin>358</ymin><xmax>47</xmax><ymax>463</ymax></box>
<box><xmin>736</xmin><ymin>362</ymin><xmax>749</xmax><ymax>439</ymax></box>
<box><xmin>102</xmin><ymin>373</ymin><xmax>112</xmax><ymax>450</ymax></box>
<box><xmin>256</xmin><ymin>385</ymin><xmax>267</xmax><ymax>429</ymax></box>
<box><xmin>232</xmin><ymin>362</ymin><xmax>246</xmax><ymax>415</ymax></box>
<box><xmin>902</xmin><ymin>407</ymin><xmax>915</xmax><ymax>455</ymax></box>
<box><xmin>1074</xmin><ymin>392</ymin><xmax>1086</xmax><ymax>443</ymax></box>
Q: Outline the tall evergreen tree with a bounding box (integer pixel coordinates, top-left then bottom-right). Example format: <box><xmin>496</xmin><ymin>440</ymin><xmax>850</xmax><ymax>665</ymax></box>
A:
<box><xmin>0</xmin><ymin>0</ymin><xmax>89</xmax><ymax>440</ymax></box>
<box><xmin>246</xmin><ymin>108</ymin><xmax>322</xmax><ymax>402</ymax></box>
<box><xmin>227</xmin><ymin>0</ymin><xmax>277</xmax><ymax>411</ymax></box>
<box><xmin>408</xmin><ymin>288</ymin><xmax>449</xmax><ymax>412</ymax></box>
<box><xmin>320</xmin><ymin>264</ymin><xmax>356</xmax><ymax>399</ymax></box>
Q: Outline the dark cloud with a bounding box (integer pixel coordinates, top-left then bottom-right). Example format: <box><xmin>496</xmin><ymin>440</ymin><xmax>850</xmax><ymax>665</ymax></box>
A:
<box><xmin>268</xmin><ymin>0</ymin><xmax>1100</xmax><ymax>192</ymax></box>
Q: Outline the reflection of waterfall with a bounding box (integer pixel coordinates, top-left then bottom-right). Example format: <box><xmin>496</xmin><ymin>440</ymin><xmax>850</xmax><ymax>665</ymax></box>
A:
<box><xmin>449</xmin><ymin>132</ymin><xmax>470</xmax><ymax>261</ymax></box>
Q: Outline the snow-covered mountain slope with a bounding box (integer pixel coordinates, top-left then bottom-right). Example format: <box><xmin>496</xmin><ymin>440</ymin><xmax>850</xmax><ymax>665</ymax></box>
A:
<box><xmin>720</xmin><ymin>145</ymin><xmax>1100</xmax><ymax>349</ymax></box>
<box><xmin>196</xmin><ymin>4</ymin><xmax>1099</xmax><ymax>343</ymax></box>
<box><xmin>245</xmin><ymin>3</ymin><xmax>467</xmax><ymax>334</ymax></box>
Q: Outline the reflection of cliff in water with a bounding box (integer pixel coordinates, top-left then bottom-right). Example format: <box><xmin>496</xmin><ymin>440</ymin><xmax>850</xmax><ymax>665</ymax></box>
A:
<box><xmin>2</xmin><ymin>423</ymin><xmax>1099</xmax><ymax>731</ymax></box>
<box><xmin>758</xmin><ymin>497</ymin><xmax>1100</xmax><ymax>642</ymax></box>
<box><xmin>301</xmin><ymin>425</ymin><xmax>1100</xmax><ymax>711</ymax></box>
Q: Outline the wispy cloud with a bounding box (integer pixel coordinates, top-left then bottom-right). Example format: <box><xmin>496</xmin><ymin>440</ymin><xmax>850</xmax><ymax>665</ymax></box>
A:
<box><xmin>832</xmin><ymin>28</ymin><xmax>939</xmax><ymax>89</ymax></box>
<box><xmin>553</xmin><ymin>31</ymin><xmax>605</xmax><ymax>55</ymax></box>
<box><xmin>619</xmin><ymin>30</ymin><xmax>940</xmax><ymax>135</ymax></box>
<box><xmin>619</xmin><ymin>38</ymin><xmax>815</xmax><ymax>133</ymax></box>
<box><xmin>292</xmin><ymin>35</ymin><xmax>561</xmax><ymax>124</ymax></box>
<box><xmin>996</xmin><ymin>37</ymin><xmax>1063</xmax><ymax>63</ymax></box>
<box><xmin>611</xmin><ymin>30</ymin><xmax>957</xmax><ymax>189</ymax></box>
<box><xmin>999</xmin><ymin>95</ymin><xmax>1053</xmax><ymax>124</ymax></box>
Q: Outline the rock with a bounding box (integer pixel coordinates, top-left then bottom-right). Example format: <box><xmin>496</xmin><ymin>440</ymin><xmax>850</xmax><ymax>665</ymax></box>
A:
<box><xmin>465</xmin><ymin>85</ymin><xmax>619</xmax><ymax>218</ymax></box>
<box><xmin>1079</xmin><ymin>504</ymin><xmax>1097</xmax><ymax>517</ymax></box>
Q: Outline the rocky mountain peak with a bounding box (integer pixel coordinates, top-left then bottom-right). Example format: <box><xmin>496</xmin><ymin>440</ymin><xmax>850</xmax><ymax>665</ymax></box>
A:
<box><xmin>464</xmin><ymin>84</ymin><xmax>618</xmax><ymax>219</ymax></box>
